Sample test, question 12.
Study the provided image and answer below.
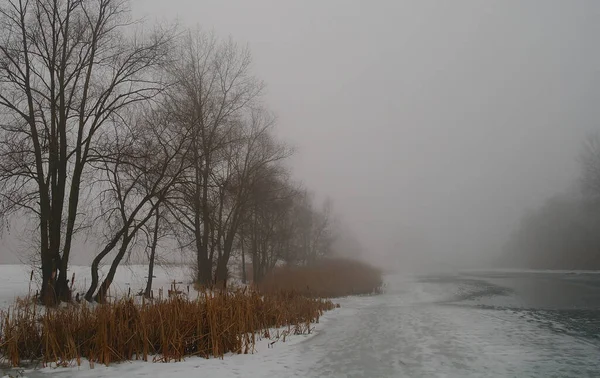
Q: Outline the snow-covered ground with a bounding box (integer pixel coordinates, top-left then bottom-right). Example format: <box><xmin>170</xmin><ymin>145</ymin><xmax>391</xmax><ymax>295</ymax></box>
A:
<box><xmin>2</xmin><ymin>266</ymin><xmax>600</xmax><ymax>377</ymax></box>
<box><xmin>0</xmin><ymin>263</ymin><xmax>344</xmax><ymax>378</ymax></box>
<box><xmin>0</xmin><ymin>264</ymin><xmax>193</xmax><ymax>309</ymax></box>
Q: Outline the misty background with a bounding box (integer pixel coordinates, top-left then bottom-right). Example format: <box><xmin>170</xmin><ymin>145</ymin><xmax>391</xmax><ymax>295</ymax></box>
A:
<box><xmin>2</xmin><ymin>0</ymin><xmax>600</xmax><ymax>270</ymax></box>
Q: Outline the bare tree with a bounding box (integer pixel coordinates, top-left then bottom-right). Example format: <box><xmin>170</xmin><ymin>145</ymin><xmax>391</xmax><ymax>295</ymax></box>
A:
<box><xmin>164</xmin><ymin>30</ymin><xmax>264</xmax><ymax>286</ymax></box>
<box><xmin>285</xmin><ymin>191</ymin><xmax>336</xmax><ymax>265</ymax></box>
<box><xmin>84</xmin><ymin>105</ymin><xmax>189</xmax><ymax>302</ymax></box>
<box><xmin>131</xmin><ymin>192</ymin><xmax>180</xmax><ymax>298</ymax></box>
<box><xmin>211</xmin><ymin>108</ymin><xmax>291</xmax><ymax>283</ymax></box>
<box><xmin>308</xmin><ymin>197</ymin><xmax>336</xmax><ymax>263</ymax></box>
<box><xmin>241</xmin><ymin>168</ymin><xmax>299</xmax><ymax>282</ymax></box>
<box><xmin>0</xmin><ymin>0</ymin><xmax>171</xmax><ymax>304</ymax></box>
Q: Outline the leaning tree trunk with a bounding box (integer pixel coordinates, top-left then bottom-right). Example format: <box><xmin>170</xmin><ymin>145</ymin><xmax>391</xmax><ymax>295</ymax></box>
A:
<box><xmin>85</xmin><ymin>230</ymin><xmax>126</xmax><ymax>302</ymax></box>
<box><xmin>95</xmin><ymin>234</ymin><xmax>134</xmax><ymax>303</ymax></box>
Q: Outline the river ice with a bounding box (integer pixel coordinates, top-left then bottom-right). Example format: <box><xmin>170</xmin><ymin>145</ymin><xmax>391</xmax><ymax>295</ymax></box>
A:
<box><xmin>2</xmin><ymin>266</ymin><xmax>599</xmax><ymax>377</ymax></box>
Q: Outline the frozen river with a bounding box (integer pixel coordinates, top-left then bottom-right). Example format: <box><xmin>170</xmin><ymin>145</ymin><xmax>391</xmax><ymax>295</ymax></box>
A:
<box><xmin>293</xmin><ymin>271</ymin><xmax>600</xmax><ymax>377</ymax></box>
<box><xmin>7</xmin><ymin>270</ymin><xmax>600</xmax><ymax>378</ymax></box>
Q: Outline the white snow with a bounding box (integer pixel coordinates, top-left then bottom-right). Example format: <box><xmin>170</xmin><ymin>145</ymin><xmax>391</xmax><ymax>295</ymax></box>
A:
<box><xmin>0</xmin><ymin>264</ymin><xmax>194</xmax><ymax>309</ymax></box>
<box><xmin>0</xmin><ymin>264</ymin><xmax>343</xmax><ymax>378</ymax></box>
<box><xmin>2</xmin><ymin>266</ymin><xmax>600</xmax><ymax>377</ymax></box>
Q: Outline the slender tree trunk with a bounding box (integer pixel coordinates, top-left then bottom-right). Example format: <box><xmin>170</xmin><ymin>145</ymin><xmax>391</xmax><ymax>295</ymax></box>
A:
<box><xmin>241</xmin><ymin>231</ymin><xmax>246</xmax><ymax>284</ymax></box>
<box><xmin>260</xmin><ymin>239</ymin><xmax>268</xmax><ymax>280</ymax></box>
<box><xmin>85</xmin><ymin>230</ymin><xmax>127</xmax><ymax>302</ymax></box>
<box><xmin>198</xmin><ymin>158</ymin><xmax>212</xmax><ymax>285</ymax></box>
<box><xmin>57</xmin><ymin>165</ymin><xmax>84</xmax><ymax>301</ymax></box>
<box><xmin>251</xmin><ymin>212</ymin><xmax>262</xmax><ymax>282</ymax></box>
<box><xmin>39</xmin><ymin>188</ymin><xmax>56</xmax><ymax>305</ymax></box>
<box><xmin>194</xmin><ymin>202</ymin><xmax>211</xmax><ymax>286</ymax></box>
<box><xmin>194</xmin><ymin>190</ymin><xmax>204</xmax><ymax>283</ymax></box>
<box><xmin>46</xmin><ymin>48</ymin><xmax>63</xmax><ymax>303</ymax></box>
<box><xmin>213</xmin><ymin>189</ymin><xmax>226</xmax><ymax>283</ymax></box>
<box><xmin>192</xmin><ymin>133</ymin><xmax>212</xmax><ymax>286</ymax></box>
<box><xmin>51</xmin><ymin>127</ymin><xmax>69</xmax><ymax>302</ymax></box>
<box><xmin>210</xmin><ymin>224</ymin><xmax>217</xmax><ymax>274</ymax></box>
<box><xmin>144</xmin><ymin>209</ymin><xmax>161</xmax><ymax>298</ymax></box>
<box><xmin>95</xmin><ymin>234</ymin><xmax>135</xmax><ymax>303</ymax></box>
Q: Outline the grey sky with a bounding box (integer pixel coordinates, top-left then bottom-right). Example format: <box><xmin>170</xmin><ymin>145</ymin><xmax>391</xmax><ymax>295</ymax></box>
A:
<box><xmin>3</xmin><ymin>1</ymin><xmax>599</xmax><ymax>268</ymax></box>
<box><xmin>131</xmin><ymin>0</ymin><xmax>600</xmax><ymax>267</ymax></box>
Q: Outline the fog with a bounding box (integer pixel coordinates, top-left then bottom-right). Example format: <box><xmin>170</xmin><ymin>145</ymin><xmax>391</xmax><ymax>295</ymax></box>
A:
<box><xmin>131</xmin><ymin>0</ymin><xmax>600</xmax><ymax>270</ymax></box>
<box><xmin>2</xmin><ymin>1</ymin><xmax>600</xmax><ymax>270</ymax></box>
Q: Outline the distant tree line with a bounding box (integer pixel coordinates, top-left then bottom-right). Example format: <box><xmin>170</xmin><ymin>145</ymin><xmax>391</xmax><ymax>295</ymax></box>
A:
<box><xmin>502</xmin><ymin>133</ymin><xmax>600</xmax><ymax>269</ymax></box>
<box><xmin>0</xmin><ymin>0</ymin><xmax>344</xmax><ymax>304</ymax></box>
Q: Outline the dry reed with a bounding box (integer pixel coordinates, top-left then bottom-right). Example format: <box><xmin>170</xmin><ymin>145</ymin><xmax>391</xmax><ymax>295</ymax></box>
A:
<box><xmin>0</xmin><ymin>284</ymin><xmax>335</xmax><ymax>368</ymax></box>
<box><xmin>258</xmin><ymin>258</ymin><xmax>383</xmax><ymax>298</ymax></box>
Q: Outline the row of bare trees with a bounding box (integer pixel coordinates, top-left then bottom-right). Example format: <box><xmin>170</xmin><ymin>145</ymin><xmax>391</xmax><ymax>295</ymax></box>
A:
<box><xmin>0</xmin><ymin>0</ymin><xmax>338</xmax><ymax>304</ymax></box>
<box><xmin>502</xmin><ymin>133</ymin><xmax>600</xmax><ymax>269</ymax></box>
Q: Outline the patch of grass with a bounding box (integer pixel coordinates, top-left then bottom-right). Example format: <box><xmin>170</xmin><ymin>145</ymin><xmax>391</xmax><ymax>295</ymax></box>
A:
<box><xmin>0</xmin><ymin>286</ymin><xmax>335</xmax><ymax>367</ymax></box>
<box><xmin>258</xmin><ymin>258</ymin><xmax>383</xmax><ymax>298</ymax></box>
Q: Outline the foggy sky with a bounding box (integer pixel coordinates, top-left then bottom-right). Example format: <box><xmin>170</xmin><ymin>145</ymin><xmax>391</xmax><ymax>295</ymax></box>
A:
<box><xmin>3</xmin><ymin>1</ymin><xmax>600</xmax><ymax>268</ymax></box>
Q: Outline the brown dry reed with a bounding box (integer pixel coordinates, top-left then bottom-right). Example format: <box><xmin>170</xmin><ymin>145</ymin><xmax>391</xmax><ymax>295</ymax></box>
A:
<box><xmin>0</xmin><ymin>285</ymin><xmax>335</xmax><ymax>368</ymax></box>
<box><xmin>258</xmin><ymin>258</ymin><xmax>384</xmax><ymax>298</ymax></box>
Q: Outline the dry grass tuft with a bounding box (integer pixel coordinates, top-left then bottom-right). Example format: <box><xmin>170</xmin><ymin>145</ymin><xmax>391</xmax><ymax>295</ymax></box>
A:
<box><xmin>0</xmin><ymin>285</ymin><xmax>335</xmax><ymax>368</ymax></box>
<box><xmin>258</xmin><ymin>258</ymin><xmax>383</xmax><ymax>298</ymax></box>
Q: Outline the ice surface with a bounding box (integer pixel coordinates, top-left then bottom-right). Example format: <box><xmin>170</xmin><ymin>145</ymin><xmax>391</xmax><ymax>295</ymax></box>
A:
<box><xmin>2</xmin><ymin>266</ymin><xmax>600</xmax><ymax>377</ymax></box>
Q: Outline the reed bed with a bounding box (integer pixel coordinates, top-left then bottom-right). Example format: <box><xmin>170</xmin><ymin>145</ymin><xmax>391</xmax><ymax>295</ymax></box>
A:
<box><xmin>0</xmin><ymin>285</ymin><xmax>335</xmax><ymax>368</ymax></box>
<box><xmin>258</xmin><ymin>258</ymin><xmax>384</xmax><ymax>298</ymax></box>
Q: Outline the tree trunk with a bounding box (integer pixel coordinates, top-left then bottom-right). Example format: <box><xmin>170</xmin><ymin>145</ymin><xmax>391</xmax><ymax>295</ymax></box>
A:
<box><xmin>197</xmin><ymin>159</ymin><xmax>212</xmax><ymax>286</ymax></box>
<box><xmin>144</xmin><ymin>209</ymin><xmax>161</xmax><ymax>298</ymax></box>
<box><xmin>87</xmin><ymin>198</ymin><xmax>162</xmax><ymax>302</ymax></box>
<box><xmin>40</xmin><ymin>249</ymin><xmax>56</xmax><ymax>306</ymax></box>
<box><xmin>192</xmin><ymin>136</ymin><xmax>212</xmax><ymax>286</ymax></box>
<box><xmin>85</xmin><ymin>230</ymin><xmax>126</xmax><ymax>302</ymax></box>
<box><xmin>57</xmin><ymin>165</ymin><xmax>84</xmax><ymax>302</ymax></box>
<box><xmin>95</xmin><ymin>234</ymin><xmax>134</xmax><ymax>303</ymax></box>
<box><xmin>39</xmin><ymin>187</ymin><xmax>57</xmax><ymax>306</ymax></box>
<box><xmin>50</xmin><ymin>135</ymin><xmax>69</xmax><ymax>302</ymax></box>
<box><xmin>214</xmin><ymin>256</ymin><xmax>228</xmax><ymax>284</ymax></box>
<box><xmin>195</xmin><ymin>220</ymin><xmax>211</xmax><ymax>286</ymax></box>
<box><xmin>241</xmin><ymin>231</ymin><xmax>246</xmax><ymax>284</ymax></box>
<box><xmin>215</xmin><ymin>222</ymin><xmax>238</xmax><ymax>283</ymax></box>
<box><xmin>251</xmin><ymin>213</ymin><xmax>262</xmax><ymax>282</ymax></box>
